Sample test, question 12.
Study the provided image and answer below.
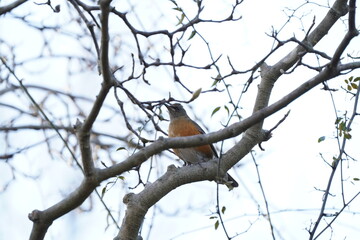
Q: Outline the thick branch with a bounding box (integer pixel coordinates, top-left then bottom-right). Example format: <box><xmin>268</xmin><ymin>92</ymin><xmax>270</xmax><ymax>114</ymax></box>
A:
<box><xmin>114</xmin><ymin>163</ymin><xmax>222</xmax><ymax>240</ymax></box>
<box><xmin>98</xmin><ymin>0</ymin><xmax>112</xmax><ymax>81</ymax></box>
<box><xmin>28</xmin><ymin>1</ymin><xmax>115</xmax><ymax>238</ymax></box>
<box><xmin>113</xmin><ymin>2</ymin><xmax>360</xmax><ymax>230</ymax></box>
<box><xmin>81</xmin><ymin>0</ymin><xmax>113</xmax><ymax>135</ymax></box>
<box><xmin>270</xmin><ymin>0</ymin><xmax>349</xmax><ymax>80</ymax></box>
<box><xmin>112</xmin><ymin>62</ymin><xmax>346</xmax><ymax>240</ymax></box>
<box><xmin>77</xmin><ymin>0</ymin><xmax>113</xmax><ymax>176</ymax></box>
<box><xmin>0</xmin><ymin>0</ymin><xmax>27</xmax><ymax>15</ymax></box>
<box><xmin>21</xmin><ymin>1</ymin><xmax>359</xmax><ymax>239</ymax></box>
<box><xmin>245</xmin><ymin>0</ymin><xmax>349</xmax><ymax>143</ymax></box>
<box><xmin>28</xmin><ymin>177</ymin><xmax>99</xmax><ymax>240</ymax></box>
<box><xmin>103</xmin><ymin>50</ymin><xmax>357</xmax><ymax>182</ymax></box>
<box><xmin>310</xmin><ymin>0</ymin><xmax>358</xmax><ymax>238</ymax></box>
<box><xmin>329</xmin><ymin>0</ymin><xmax>359</xmax><ymax>67</ymax></box>
<box><xmin>25</xmin><ymin>59</ymin><xmax>354</xmax><ymax>240</ymax></box>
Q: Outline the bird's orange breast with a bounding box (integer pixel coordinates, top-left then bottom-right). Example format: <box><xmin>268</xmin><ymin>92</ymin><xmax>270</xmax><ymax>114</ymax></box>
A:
<box><xmin>168</xmin><ymin>117</ymin><xmax>213</xmax><ymax>160</ymax></box>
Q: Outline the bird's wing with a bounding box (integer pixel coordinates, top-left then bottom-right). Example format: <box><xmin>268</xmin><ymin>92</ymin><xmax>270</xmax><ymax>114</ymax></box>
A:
<box><xmin>190</xmin><ymin>119</ymin><xmax>219</xmax><ymax>158</ymax></box>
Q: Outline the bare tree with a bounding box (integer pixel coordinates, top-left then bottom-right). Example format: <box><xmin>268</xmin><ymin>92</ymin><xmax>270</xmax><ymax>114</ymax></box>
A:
<box><xmin>0</xmin><ymin>0</ymin><xmax>359</xmax><ymax>239</ymax></box>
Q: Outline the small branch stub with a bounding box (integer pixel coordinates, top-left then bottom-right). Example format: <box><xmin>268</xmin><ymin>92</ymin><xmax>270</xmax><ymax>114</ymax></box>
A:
<box><xmin>28</xmin><ymin>209</ymin><xmax>42</xmax><ymax>223</ymax></box>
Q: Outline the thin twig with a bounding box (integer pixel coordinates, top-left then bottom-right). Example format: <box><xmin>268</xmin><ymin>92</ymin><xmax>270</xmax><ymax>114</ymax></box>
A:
<box><xmin>251</xmin><ymin>152</ymin><xmax>276</xmax><ymax>240</ymax></box>
<box><xmin>0</xmin><ymin>57</ymin><xmax>84</xmax><ymax>172</ymax></box>
<box><xmin>309</xmin><ymin>1</ymin><xmax>359</xmax><ymax>238</ymax></box>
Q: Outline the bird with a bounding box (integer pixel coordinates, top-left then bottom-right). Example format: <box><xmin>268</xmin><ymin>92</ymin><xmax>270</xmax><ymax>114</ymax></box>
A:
<box><xmin>165</xmin><ymin>103</ymin><xmax>238</xmax><ymax>189</ymax></box>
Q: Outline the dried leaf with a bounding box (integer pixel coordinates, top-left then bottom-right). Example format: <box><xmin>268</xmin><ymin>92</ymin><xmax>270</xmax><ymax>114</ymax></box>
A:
<box><xmin>189</xmin><ymin>88</ymin><xmax>201</xmax><ymax>101</ymax></box>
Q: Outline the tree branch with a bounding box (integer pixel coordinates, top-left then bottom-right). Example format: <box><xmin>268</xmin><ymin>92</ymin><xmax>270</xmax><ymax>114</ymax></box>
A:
<box><xmin>0</xmin><ymin>0</ymin><xmax>27</xmax><ymax>15</ymax></box>
<box><xmin>309</xmin><ymin>1</ymin><xmax>358</xmax><ymax>238</ymax></box>
<box><xmin>24</xmin><ymin>54</ymin><xmax>354</xmax><ymax>239</ymax></box>
<box><xmin>269</xmin><ymin>0</ymin><xmax>349</xmax><ymax>81</ymax></box>
<box><xmin>76</xmin><ymin>0</ymin><xmax>114</xmax><ymax>176</ymax></box>
<box><xmin>28</xmin><ymin>177</ymin><xmax>99</xmax><ymax>240</ymax></box>
<box><xmin>112</xmin><ymin>2</ymin><xmax>357</xmax><ymax>238</ymax></box>
<box><xmin>111</xmin><ymin>60</ymin><xmax>349</xmax><ymax>239</ymax></box>
<box><xmin>4</xmin><ymin>0</ymin><xmax>355</xmax><ymax>239</ymax></box>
